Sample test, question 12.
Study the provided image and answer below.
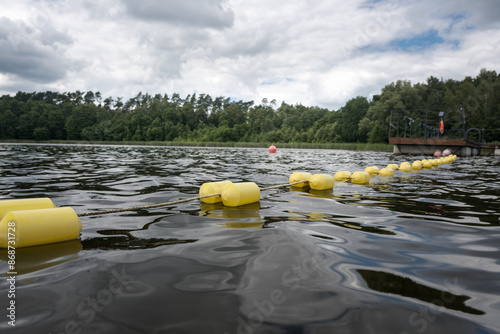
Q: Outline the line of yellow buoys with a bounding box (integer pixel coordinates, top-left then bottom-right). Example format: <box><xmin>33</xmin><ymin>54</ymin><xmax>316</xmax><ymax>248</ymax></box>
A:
<box><xmin>0</xmin><ymin>155</ymin><xmax>456</xmax><ymax>248</ymax></box>
<box><xmin>290</xmin><ymin>155</ymin><xmax>457</xmax><ymax>188</ymax></box>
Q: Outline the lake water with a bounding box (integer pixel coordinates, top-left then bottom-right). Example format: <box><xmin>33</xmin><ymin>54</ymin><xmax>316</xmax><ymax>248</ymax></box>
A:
<box><xmin>0</xmin><ymin>143</ymin><xmax>499</xmax><ymax>334</ymax></box>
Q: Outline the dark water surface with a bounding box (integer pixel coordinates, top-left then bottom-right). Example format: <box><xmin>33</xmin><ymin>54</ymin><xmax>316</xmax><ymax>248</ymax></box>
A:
<box><xmin>1</xmin><ymin>143</ymin><xmax>499</xmax><ymax>334</ymax></box>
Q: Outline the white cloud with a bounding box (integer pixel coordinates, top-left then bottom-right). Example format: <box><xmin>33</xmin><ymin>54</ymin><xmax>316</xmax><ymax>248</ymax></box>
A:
<box><xmin>0</xmin><ymin>0</ymin><xmax>499</xmax><ymax>109</ymax></box>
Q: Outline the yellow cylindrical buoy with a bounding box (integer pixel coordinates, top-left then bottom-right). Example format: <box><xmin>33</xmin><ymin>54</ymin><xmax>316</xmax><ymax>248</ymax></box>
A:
<box><xmin>199</xmin><ymin>180</ymin><xmax>233</xmax><ymax>204</ymax></box>
<box><xmin>309</xmin><ymin>174</ymin><xmax>334</xmax><ymax>190</ymax></box>
<box><xmin>289</xmin><ymin>172</ymin><xmax>312</xmax><ymax>187</ymax></box>
<box><xmin>386</xmin><ymin>163</ymin><xmax>399</xmax><ymax>170</ymax></box>
<box><xmin>334</xmin><ymin>171</ymin><xmax>351</xmax><ymax>182</ymax></box>
<box><xmin>0</xmin><ymin>198</ymin><xmax>55</xmax><ymax>220</ymax></box>
<box><xmin>399</xmin><ymin>164</ymin><xmax>412</xmax><ymax>172</ymax></box>
<box><xmin>364</xmin><ymin>166</ymin><xmax>379</xmax><ymax>175</ymax></box>
<box><xmin>412</xmin><ymin>161</ymin><xmax>423</xmax><ymax>170</ymax></box>
<box><xmin>421</xmin><ymin>159</ymin><xmax>432</xmax><ymax>169</ymax></box>
<box><xmin>0</xmin><ymin>207</ymin><xmax>82</xmax><ymax>248</ymax></box>
<box><xmin>379</xmin><ymin>168</ymin><xmax>395</xmax><ymax>177</ymax></box>
<box><xmin>221</xmin><ymin>182</ymin><xmax>260</xmax><ymax>207</ymax></box>
<box><xmin>430</xmin><ymin>159</ymin><xmax>438</xmax><ymax>167</ymax></box>
<box><xmin>400</xmin><ymin>161</ymin><xmax>410</xmax><ymax>168</ymax></box>
<box><xmin>351</xmin><ymin>171</ymin><xmax>371</xmax><ymax>184</ymax></box>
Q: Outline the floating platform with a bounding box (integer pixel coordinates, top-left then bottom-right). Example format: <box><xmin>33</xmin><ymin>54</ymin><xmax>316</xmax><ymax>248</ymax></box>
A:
<box><xmin>389</xmin><ymin>137</ymin><xmax>500</xmax><ymax>157</ymax></box>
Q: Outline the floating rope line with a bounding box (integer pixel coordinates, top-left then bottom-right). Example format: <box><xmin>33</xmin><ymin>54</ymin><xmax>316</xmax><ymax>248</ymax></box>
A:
<box><xmin>77</xmin><ymin>193</ymin><xmax>220</xmax><ymax>217</ymax></box>
<box><xmin>2</xmin><ymin>155</ymin><xmax>458</xmax><ymax>248</ymax></box>
<box><xmin>77</xmin><ymin>180</ymin><xmax>307</xmax><ymax>217</ymax></box>
<box><xmin>260</xmin><ymin>180</ymin><xmax>305</xmax><ymax>191</ymax></box>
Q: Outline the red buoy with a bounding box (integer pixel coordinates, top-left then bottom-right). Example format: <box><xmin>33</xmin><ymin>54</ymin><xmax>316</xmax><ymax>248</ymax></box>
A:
<box><xmin>268</xmin><ymin>144</ymin><xmax>276</xmax><ymax>153</ymax></box>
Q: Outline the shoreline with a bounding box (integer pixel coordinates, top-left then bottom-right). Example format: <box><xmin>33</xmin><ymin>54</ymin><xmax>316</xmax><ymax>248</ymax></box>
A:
<box><xmin>0</xmin><ymin>140</ymin><xmax>393</xmax><ymax>152</ymax></box>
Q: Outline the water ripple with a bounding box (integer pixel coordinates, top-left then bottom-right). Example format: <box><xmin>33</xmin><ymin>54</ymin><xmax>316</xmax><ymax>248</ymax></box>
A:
<box><xmin>1</xmin><ymin>143</ymin><xmax>499</xmax><ymax>333</ymax></box>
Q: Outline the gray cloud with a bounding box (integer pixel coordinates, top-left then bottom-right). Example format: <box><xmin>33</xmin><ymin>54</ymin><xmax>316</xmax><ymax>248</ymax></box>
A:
<box><xmin>122</xmin><ymin>0</ymin><xmax>234</xmax><ymax>29</ymax></box>
<box><xmin>0</xmin><ymin>0</ymin><xmax>499</xmax><ymax>110</ymax></box>
<box><xmin>0</xmin><ymin>16</ymin><xmax>72</xmax><ymax>83</ymax></box>
<box><xmin>435</xmin><ymin>0</ymin><xmax>500</xmax><ymax>29</ymax></box>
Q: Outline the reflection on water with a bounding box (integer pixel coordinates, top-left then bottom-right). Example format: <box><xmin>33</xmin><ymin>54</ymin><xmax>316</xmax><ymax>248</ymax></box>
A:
<box><xmin>0</xmin><ymin>240</ymin><xmax>82</xmax><ymax>276</ymax></box>
<box><xmin>357</xmin><ymin>269</ymin><xmax>484</xmax><ymax>315</ymax></box>
<box><xmin>0</xmin><ymin>143</ymin><xmax>499</xmax><ymax>333</ymax></box>
<box><xmin>286</xmin><ymin>210</ymin><xmax>396</xmax><ymax>235</ymax></box>
<box><xmin>81</xmin><ymin>236</ymin><xmax>197</xmax><ymax>250</ymax></box>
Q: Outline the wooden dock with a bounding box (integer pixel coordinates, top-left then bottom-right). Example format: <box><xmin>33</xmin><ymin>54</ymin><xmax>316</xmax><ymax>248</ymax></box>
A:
<box><xmin>389</xmin><ymin>137</ymin><xmax>500</xmax><ymax>157</ymax></box>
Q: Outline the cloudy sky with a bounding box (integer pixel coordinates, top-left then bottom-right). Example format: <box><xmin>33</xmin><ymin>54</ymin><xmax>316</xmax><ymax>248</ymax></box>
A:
<box><xmin>1</xmin><ymin>0</ymin><xmax>499</xmax><ymax>110</ymax></box>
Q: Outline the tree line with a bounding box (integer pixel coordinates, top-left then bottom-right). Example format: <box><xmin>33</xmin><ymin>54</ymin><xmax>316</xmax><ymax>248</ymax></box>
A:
<box><xmin>1</xmin><ymin>69</ymin><xmax>499</xmax><ymax>144</ymax></box>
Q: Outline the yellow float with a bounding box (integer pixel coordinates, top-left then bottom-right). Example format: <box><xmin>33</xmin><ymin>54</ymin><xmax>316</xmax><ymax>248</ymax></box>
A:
<box><xmin>364</xmin><ymin>166</ymin><xmax>380</xmax><ymax>175</ymax></box>
<box><xmin>1</xmin><ymin>207</ymin><xmax>82</xmax><ymax>248</ymax></box>
<box><xmin>221</xmin><ymin>182</ymin><xmax>261</xmax><ymax>207</ymax></box>
<box><xmin>309</xmin><ymin>174</ymin><xmax>334</xmax><ymax>190</ymax></box>
<box><xmin>289</xmin><ymin>172</ymin><xmax>312</xmax><ymax>187</ymax></box>
<box><xmin>334</xmin><ymin>171</ymin><xmax>351</xmax><ymax>182</ymax></box>
<box><xmin>421</xmin><ymin>160</ymin><xmax>432</xmax><ymax>169</ymax></box>
<box><xmin>379</xmin><ymin>168</ymin><xmax>395</xmax><ymax>177</ymax></box>
<box><xmin>412</xmin><ymin>161</ymin><xmax>423</xmax><ymax>170</ymax></box>
<box><xmin>351</xmin><ymin>171</ymin><xmax>371</xmax><ymax>184</ymax></box>
<box><xmin>0</xmin><ymin>198</ymin><xmax>55</xmax><ymax>219</ymax></box>
<box><xmin>399</xmin><ymin>164</ymin><xmax>412</xmax><ymax>172</ymax></box>
<box><xmin>199</xmin><ymin>180</ymin><xmax>232</xmax><ymax>203</ymax></box>
<box><xmin>386</xmin><ymin>163</ymin><xmax>399</xmax><ymax>170</ymax></box>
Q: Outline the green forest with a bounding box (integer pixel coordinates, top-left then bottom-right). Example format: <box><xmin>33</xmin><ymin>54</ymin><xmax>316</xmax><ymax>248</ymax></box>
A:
<box><xmin>1</xmin><ymin>69</ymin><xmax>499</xmax><ymax>144</ymax></box>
